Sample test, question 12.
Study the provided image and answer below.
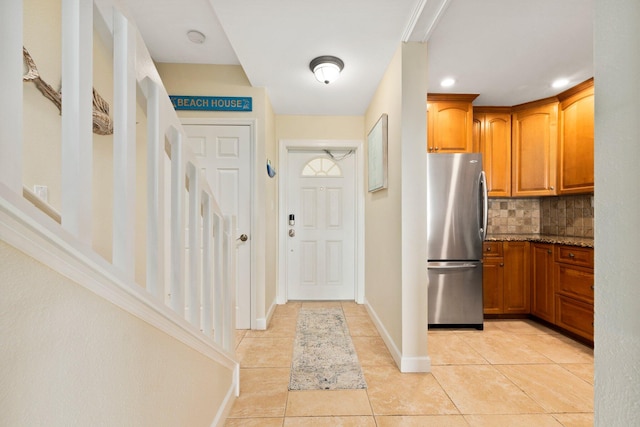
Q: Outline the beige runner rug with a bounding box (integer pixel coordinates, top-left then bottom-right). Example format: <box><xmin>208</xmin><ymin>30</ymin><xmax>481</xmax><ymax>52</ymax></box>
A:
<box><xmin>288</xmin><ymin>307</ymin><xmax>367</xmax><ymax>391</ymax></box>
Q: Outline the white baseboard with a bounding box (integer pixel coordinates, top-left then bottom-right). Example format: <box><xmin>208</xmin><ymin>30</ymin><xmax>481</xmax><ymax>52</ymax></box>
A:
<box><xmin>400</xmin><ymin>355</ymin><xmax>431</xmax><ymax>373</ymax></box>
<box><xmin>254</xmin><ymin>297</ymin><xmax>278</xmax><ymax>330</ymax></box>
<box><xmin>364</xmin><ymin>298</ymin><xmax>431</xmax><ymax>373</ymax></box>
<box><xmin>209</xmin><ymin>367</ymin><xmax>239</xmax><ymax>427</ymax></box>
<box><xmin>363</xmin><ymin>299</ymin><xmax>402</xmax><ymax>368</ymax></box>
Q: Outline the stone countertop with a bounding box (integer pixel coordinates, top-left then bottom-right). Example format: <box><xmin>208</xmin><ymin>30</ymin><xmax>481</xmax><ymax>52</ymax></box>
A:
<box><xmin>485</xmin><ymin>234</ymin><xmax>594</xmax><ymax>248</ymax></box>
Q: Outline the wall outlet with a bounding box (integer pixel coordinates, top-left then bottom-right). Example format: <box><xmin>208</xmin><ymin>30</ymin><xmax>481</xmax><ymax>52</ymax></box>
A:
<box><xmin>33</xmin><ymin>185</ymin><xmax>49</xmax><ymax>203</ymax></box>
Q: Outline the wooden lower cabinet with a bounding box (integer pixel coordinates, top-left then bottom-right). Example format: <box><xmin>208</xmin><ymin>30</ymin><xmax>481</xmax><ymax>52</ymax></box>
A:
<box><xmin>484</xmin><ymin>240</ymin><xmax>594</xmax><ymax>342</ymax></box>
<box><xmin>482</xmin><ymin>241</ymin><xmax>529</xmax><ymax>314</ymax></box>
<box><xmin>555</xmin><ymin>295</ymin><xmax>594</xmax><ymax>340</ymax></box>
<box><xmin>530</xmin><ymin>243</ymin><xmax>555</xmax><ymax>322</ymax></box>
<box><xmin>503</xmin><ymin>242</ymin><xmax>530</xmax><ymax>313</ymax></box>
<box><xmin>483</xmin><ymin>256</ymin><xmax>504</xmax><ymax>314</ymax></box>
<box><xmin>554</xmin><ymin>245</ymin><xmax>594</xmax><ymax>341</ymax></box>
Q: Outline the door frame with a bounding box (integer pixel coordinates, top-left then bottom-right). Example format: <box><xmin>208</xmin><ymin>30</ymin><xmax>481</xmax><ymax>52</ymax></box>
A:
<box><xmin>278</xmin><ymin>139</ymin><xmax>365</xmax><ymax>304</ymax></box>
<box><xmin>181</xmin><ymin>118</ymin><xmax>257</xmax><ymax>329</ymax></box>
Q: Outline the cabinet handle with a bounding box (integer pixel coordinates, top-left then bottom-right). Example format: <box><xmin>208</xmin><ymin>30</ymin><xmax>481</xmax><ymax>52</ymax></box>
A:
<box><xmin>435</xmin><ymin>147</ymin><xmax>439</xmax><ymax>151</ymax></box>
<box><xmin>569</xmin><ymin>253</ymin><xmax>575</xmax><ymax>258</ymax></box>
<box><xmin>591</xmin><ymin>285</ymin><xmax>594</xmax><ymax>290</ymax></box>
<box><xmin>547</xmin><ymin>250</ymin><xmax>552</xmax><ymax>254</ymax></box>
<box><xmin>499</xmin><ymin>263</ymin><xmax>504</xmax><ymax>267</ymax></box>
<box><xmin>550</xmin><ymin>186</ymin><xmax>555</xmax><ymax>190</ymax></box>
<box><xmin>487</xmin><ymin>247</ymin><xmax>491</xmax><ymax>251</ymax></box>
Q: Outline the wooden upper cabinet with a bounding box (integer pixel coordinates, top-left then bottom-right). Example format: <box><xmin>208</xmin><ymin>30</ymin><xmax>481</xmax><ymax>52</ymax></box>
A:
<box><xmin>474</xmin><ymin>108</ymin><xmax>512</xmax><ymax>197</ymax></box>
<box><xmin>427</xmin><ymin>94</ymin><xmax>479</xmax><ymax>153</ymax></box>
<box><xmin>557</xmin><ymin>78</ymin><xmax>594</xmax><ymax>194</ymax></box>
<box><xmin>511</xmin><ymin>99</ymin><xmax>558</xmax><ymax>196</ymax></box>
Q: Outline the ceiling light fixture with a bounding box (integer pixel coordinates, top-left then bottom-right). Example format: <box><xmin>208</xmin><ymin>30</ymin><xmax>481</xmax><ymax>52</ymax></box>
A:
<box><xmin>309</xmin><ymin>55</ymin><xmax>344</xmax><ymax>84</ymax></box>
<box><xmin>440</xmin><ymin>77</ymin><xmax>456</xmax><ymax>87</ymax></box>
<box><xmin>552</xmin><ymin>78</ymin><xmax>569</xmax><ymax>89</ymax></box>
<box><xmin>187</xmin><ymin>30</ymin><xmax>206</xmax><ymax>44</ymax></box>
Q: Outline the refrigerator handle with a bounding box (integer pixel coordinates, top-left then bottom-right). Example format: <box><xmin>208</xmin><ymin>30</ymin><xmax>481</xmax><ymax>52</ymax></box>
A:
<box><xmin>480</xmin><ymin>171</ymin><xmax>488</xmax><ymax>241</ymax></box>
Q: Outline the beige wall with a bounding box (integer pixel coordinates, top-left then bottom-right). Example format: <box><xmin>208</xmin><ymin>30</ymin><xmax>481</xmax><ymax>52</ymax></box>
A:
<box><xmin>23</xmin><ymin>1</ymin><xmax>149</xmax><ymax>286</ymax></box>
<box><xmin>363</xmin><ymin>42</ymin><xmax>428</xmax><ymax>369</ymax></box>
<box><xmin>23</xmin><ymin>0</ymin><xmax>63</xmax><ymax>209</ymax></box>
<box><xmin>364</xmin><ymin>46</ymin><xmax>404</xmax><ymax>349</ymax></box>
<box><xmin>0</xmin><ymin>241</ymin><xmax>233</xmax><ymax>426</ymax></box>
<box><xmin>276</xmin><ymin>115</ymin><xmax>364</xmax><ymax>141</ymax></box>
<box><xmin>156</xmin><ymin>63</ymin><xmax>277</xmax><ymax>325</ymax></box>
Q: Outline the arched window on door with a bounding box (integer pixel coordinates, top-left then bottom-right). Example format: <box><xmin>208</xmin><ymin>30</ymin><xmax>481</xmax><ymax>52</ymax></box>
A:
<box><xmin>301</xmin><ymin>157</ymin><xmax>342</xmax><ymax>177</ymax></box>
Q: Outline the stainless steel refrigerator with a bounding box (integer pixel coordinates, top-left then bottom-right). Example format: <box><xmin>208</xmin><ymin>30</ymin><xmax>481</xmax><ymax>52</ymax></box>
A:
<box><xmin>427</xmin><ymin>153</ymin><xmax>488</xmax><ymax>329</ymax></box>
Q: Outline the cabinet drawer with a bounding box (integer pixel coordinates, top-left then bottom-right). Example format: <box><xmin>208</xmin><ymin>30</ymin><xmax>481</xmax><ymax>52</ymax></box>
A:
<box><xmin>555</xmin><ymin>264</ymin><xmax>594</xmax><ymax>303</ymax></box>
<box><xmin>555</xmin><ymin>245</ymin><xmax>593</xmax><ymax>268</ymax></box>
<box><xmin>555</xmin><ymin>295</ymin><xmax>594</xmax><ymax>341</ymax></box>
<box><xmin>483</xmin><ymin>242</ymin><xmax>503</xmax><ymax>257</ymax></box>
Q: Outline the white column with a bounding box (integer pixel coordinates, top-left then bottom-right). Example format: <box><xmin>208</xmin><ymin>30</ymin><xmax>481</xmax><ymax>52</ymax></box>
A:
<box><xmin>594</xmin><ymin>0</ymin><xmax>640</xmax><ymax>424</ymax></box>
<box><xmin>187</xmin><ymin>162</ymin><xmax>202</xmax><ymax>328</ymax></box>
<box><xmin>223</xmin><ymin>215</ymin><xmax>237</xmax><ymax>353</ymax></box>
<box><xmin>201</xmin><ymin>193</ymin><xmax>214</xmax><ymax>337</ymax></box>
<box><xmin>60</xmin><ymin>0</ymin><xmax>93</xmax><ymax>242</ymax></box>
<box><xmin>112</xmin><ymin>10</ymin><xmax>137</xmax><ymax>278</ymax></box>
<box><xmin>0</xmin><ymin>1</ymin><xmax>23</xmax><ymax>193</ymax></box>
<box><xmin>146</xmin><ymin>80</ymin><xmax>164</xmax><ymax>299</ymax></box>
<box><xmin>213</xmin><ymin>214</ymin><xmax>224</xmax><ymax>345</ymax></box>
<box><xmin>170</xmin><ymin>129</ymin><xmax>185</xmax><ymax>315</ymax></box>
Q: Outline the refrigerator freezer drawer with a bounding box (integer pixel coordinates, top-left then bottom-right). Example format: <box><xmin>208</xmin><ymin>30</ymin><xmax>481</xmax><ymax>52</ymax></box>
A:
<box><xmin>428</xmin><ymin>261</ymin><xmax>483</xmax><ymax>328</ymax></box>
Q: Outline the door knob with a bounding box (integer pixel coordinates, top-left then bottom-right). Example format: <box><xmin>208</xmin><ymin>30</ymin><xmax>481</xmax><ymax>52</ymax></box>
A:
<box><xmin>237</xmin><ymin>234</ymin><xmax>248</xmax><ymax>242</ymax></box>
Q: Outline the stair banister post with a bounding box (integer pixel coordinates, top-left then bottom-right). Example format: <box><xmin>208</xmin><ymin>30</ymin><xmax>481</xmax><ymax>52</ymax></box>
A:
<box><xmin>0</xmin><ymin>0</ymin><xmax>23</xmax><ymax>194</ymax></box>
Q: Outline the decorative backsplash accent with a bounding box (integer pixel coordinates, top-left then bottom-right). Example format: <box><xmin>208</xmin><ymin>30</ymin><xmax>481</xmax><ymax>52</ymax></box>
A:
<box><xmin>540</xmin><ymin>194</ymin><xmax>594</xmax><ymax>238</ymax></box>
<box><xmin>487</xmin><ymin>198</ymin><xmax>540</xmax><ymax>235</ymax></box>
<box><xmin>487</xmin><ymin>194</ymin><xmax>594</xmax><ymax>238</ymax></box>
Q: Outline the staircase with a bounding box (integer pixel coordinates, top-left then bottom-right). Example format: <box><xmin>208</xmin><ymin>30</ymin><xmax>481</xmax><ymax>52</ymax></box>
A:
<box><xmin>0</xmin><ymin>1</ymin><xmax>239</xmax><ymax>425</ymax></box>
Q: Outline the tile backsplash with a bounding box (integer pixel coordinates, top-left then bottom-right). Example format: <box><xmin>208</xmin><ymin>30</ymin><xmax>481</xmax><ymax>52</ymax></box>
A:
<box><xmin>487</xmin><ymin>194</ymin><xmax>594</xmax><ymax>238</ymax></box>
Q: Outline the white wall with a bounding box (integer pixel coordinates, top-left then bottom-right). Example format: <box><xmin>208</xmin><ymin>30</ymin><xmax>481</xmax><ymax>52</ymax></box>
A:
<box><xmin>0</xmin><ymin>241</ymin><xmax>233</xmax><ymax>426</ymax></box>
<box><xmin>593</xmin><ymin>1</ymin><xmax>640</xmax><ymax>424</ymax></box>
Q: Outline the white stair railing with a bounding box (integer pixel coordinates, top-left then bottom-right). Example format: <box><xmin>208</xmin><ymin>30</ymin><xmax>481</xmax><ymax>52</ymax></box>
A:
<box><xmin>0</xmin><ymin>0</ymin><xmax>238</xmax><ymax>378</ymax></box>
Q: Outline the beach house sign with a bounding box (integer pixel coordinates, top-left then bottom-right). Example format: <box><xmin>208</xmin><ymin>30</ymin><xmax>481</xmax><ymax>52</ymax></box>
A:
<box><xmin>170</xmin><ymin>95</ymin><xmax>252</xmax><ymax>112</ymax></box>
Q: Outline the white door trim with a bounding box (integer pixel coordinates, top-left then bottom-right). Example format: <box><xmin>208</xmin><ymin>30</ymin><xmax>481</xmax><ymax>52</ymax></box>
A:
<box><xmin>278</xmin><ymin>139</ymin><xmax>365</xmax><ymax>304</ymax></box>
<box><xmin>180</xmin><ymin>118</ymin><xmax>257</xmax><ymax>329</ymax></box>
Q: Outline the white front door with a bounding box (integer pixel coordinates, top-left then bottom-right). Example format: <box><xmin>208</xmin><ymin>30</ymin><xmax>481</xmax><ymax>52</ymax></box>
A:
<box><xmin>183</xmin><ymin>124</ymin><xmax>252</xmax><ymax>329</ymax></box>
<box><xmin>286</xmin><ymin>150</ymin><xmax>356</xmax><ymax>300</ymax></box>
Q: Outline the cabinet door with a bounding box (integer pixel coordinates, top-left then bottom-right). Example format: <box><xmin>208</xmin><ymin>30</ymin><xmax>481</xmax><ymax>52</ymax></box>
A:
<box><xmin>531</xmin><ymin>243</ymin><xmax>555</xmax><ymax>322</ymax></box>
<box><xmin>512</xmin><ymin>102</ymin><xmax>558</xmax><ymax>196</ymax></box>
<box><xmin>503</xmin><ymin>241</ymin><xmax>530</xmax><ymax>313</ymax></box>
<box><xmin>555</xmin><ymin>295</ymin><xmax>594</xmax><ymax>341</ymax></box>
<box><xmin>482</xmin><ymin>113</ymin><xmax>512</xmax><ymax>197</ymax></box>
<box><xmin>428</xmin><ymin>101</ymin><xmax>474</xmax><ymax>153</ymax></box>
<box><xmin>558</xmin><ymin>84</ymin><xmax>594</xmax><ymax>194</ymax></box>
<box><xmin>483</xmin><ymin>257</ymin><xmax>504</xmax><ymax>314</ymax></box>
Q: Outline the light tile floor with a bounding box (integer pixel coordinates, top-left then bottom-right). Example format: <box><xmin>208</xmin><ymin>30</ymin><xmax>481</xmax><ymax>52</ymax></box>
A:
<box><xmin>225</xmin><ymin>301</ymin><xmax>594</xmax><ymax>426</ymax></box>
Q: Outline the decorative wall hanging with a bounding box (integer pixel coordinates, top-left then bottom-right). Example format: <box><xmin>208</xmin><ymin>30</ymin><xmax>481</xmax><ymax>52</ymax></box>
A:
<box><xmin>22</xmin><ymin>47</ymin><xmax>113</xmax><ymax>135</ymax></box>
<box><xmin>367</xmin><ymin>113</ymin><xmax>388</xmax><ymax>192</ymax></box>
<box><xmin>266</xmin><ymin>159</ymin><xmax>276</xmax><ymax>178</ymax></box>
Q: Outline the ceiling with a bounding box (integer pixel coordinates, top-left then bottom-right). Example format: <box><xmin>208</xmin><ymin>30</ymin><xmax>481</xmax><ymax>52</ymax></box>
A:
<box><xmin>123</xmin><ymin>0</ymin><xmax>593</xmax><ymax>115</ymax></box>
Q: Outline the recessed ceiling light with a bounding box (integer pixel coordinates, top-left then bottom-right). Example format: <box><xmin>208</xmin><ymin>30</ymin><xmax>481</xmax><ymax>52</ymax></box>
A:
<box><xmin>187</xmin><ymin>30</ymin><xmax>206</xmax><ymax>44</ymax></box>
<box><xmin>552</xmin><ymin>78</ymin><xmax>569</xmax><ymax>89</ymax></box>
<box><xmin>440</xmin><ymin>78</ymin><xmax>456</xmax><ymax>88</ymax></box>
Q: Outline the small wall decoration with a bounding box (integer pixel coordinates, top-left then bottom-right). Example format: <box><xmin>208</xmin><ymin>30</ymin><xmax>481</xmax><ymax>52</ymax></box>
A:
<box><xmin>266</xmin><ymin>159</ymin><xmax>276</xmax><ymax>178</ymax></box>
<box><xmin>367</xmin><ymin>113</ymin><xmax>388</xmax><ymax>192</ymax></box>
<box><xmin>22</xmin><ymin>47</ymin><xmax>113</xmax><ymax>135</ymax></box>
<box><xmin>170</xmin><ymin>95</ymin><xmax>252</xmax><ymax>112</ymax></box>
